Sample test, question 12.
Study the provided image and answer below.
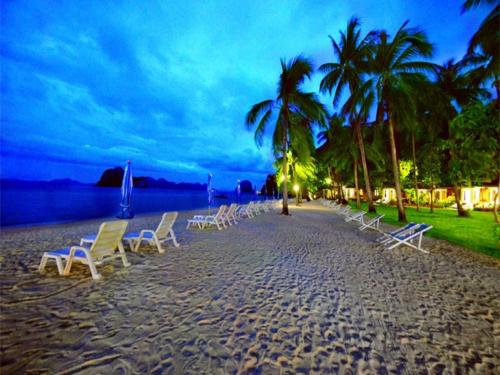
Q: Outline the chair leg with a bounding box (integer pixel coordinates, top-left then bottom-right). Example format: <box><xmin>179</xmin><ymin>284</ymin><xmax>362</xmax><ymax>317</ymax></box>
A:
<box><xmin>134</xmin><ymin>234</ymin><xmax>144</xmax><ymax>252</ymax></box>
<box><xmin>55</xmin><ymin>257</ymin><xmax>64</xmax><ymax>275</ymax></box>
<box><xmin>153</xmin><ymin>234</ymin><xmax>164</xmax><ymax>254</ymax></box>
<box><xmin>87</xmin><ymin>259</ymin><xmax>102</xmax><ymax>280</ymax></box>
<box><xmin>170</xmin><ymin>229</ymin><xmax>180</xmax><ymax>247</ymax></box>
<box><xmin>38</xmin><ymin>254</ymin><xmax>48</xmax><ymax>273</ymax></box>
<box><xmin>118</xmin><ymin>242</ymin><xmax>131</xmax><ymax>267</ymax></box>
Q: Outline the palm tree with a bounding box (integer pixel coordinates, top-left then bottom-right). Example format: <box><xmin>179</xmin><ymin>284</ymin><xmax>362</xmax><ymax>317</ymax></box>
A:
<box><xmin>246</xmin><ymin>56</ymin><xmax>327</xmax><ymax>215</ymax></box>
<box><xmin>318</xmin><ymin>114</ymin><xmax>362</xmax><ymax>207</ymax></box>
<box><xmin>319</xmin><ymin>17</ymin><xmax>377</xmax><ymax>212</ymax></box>
<box><xmin>433</xmin><ymin>58</ymin><xmax>491</xmax><ymax>216</ymax></box>
<box><xmin>370</xmin><ymin>21</ymin><xmax>435</xmax><ymax>221</ymax></box>
<box><xmin>462</xmin><ymin>0</ymin><xmax>499</xmax><ymax>107</ymax></box>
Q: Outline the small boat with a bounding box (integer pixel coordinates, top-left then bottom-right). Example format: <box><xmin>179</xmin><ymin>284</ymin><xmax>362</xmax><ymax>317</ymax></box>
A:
<box><xmin>214</xmin><ymin>193</ymin><xmax>228</xmax><ymax>199</ymax></box>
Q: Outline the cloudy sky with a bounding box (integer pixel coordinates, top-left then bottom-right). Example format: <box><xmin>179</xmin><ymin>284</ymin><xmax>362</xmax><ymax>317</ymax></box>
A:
<box><xmin>0</xmin><ymin>0</ymin><xmax>489</xmax><ymax>189</ymax></box>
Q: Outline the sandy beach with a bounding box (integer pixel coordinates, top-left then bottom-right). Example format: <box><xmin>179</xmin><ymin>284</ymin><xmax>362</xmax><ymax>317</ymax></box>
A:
<box><xmin>1</xmin><ymin>200</ymin><xmax>499</xmax><ymax>374</ymax></box>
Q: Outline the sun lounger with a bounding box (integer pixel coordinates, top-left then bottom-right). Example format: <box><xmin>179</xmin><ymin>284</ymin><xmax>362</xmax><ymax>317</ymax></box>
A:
<box><xmin>186</xmin><ymin>205</ymin><xmax>227</xmax><ymax>230</ymax></box>
<box><xmin>344</xmin><ymin>210</ymin><xmax>366</xmax><ymax>222</ymax></box>
<box><xmin>377</xmin><ymin>222</ymin><xmax>418</xmax><ymax>244</ymax></box>
<box><xmin>383</xmin><ymin>223</ymin><xmax>433</xmax><ymax>253</ymax></box>
<box><xmin>204</xmin><ymin>204</ymin><xmax>228</xmax><ymax>230</ymax></box>
<box><xmin>81</xmin><ymin>212</ymin><xmax>180</xmax><ymax>253</ymax></box>
<box><xmin>221</xmin><ymin>203</ymin><xmax>238</xmax><ymax>226</ymax></box>
<box><xmin>359</xmin><ymin>214</ymin><xmax>385</xmax><ymax>231</ymax></box>
<box><xmin>125</xmin><ymin>212</ymin><xmax>179</xmax><ymax>253</ymax></box>
<box><xmin>39</xmin><ymin>220</ymin><xmax>130</xmax><ymax>280</ymax></box>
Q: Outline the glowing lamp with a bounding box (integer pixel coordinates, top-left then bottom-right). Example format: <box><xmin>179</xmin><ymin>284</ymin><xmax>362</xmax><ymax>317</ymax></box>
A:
<box><xmin>325</xmin><ymin>177</ymin><xmax>332</xmax><ymax>185</ymax></box>
<box><xmin>293</xmin><ymin>184</ymin><xmax>299</xmax><ymax>192</ymax></box>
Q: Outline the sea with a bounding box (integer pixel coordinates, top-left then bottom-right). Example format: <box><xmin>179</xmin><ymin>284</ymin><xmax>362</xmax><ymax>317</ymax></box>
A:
<box><xmin>0</xmin><ymin>185</ymin><xmax>264</xmax><ymax>227</ymax></box>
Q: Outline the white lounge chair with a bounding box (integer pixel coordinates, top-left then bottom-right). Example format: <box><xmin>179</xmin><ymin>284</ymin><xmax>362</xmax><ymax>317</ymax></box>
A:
<box><xmin>221</xmin><ymin>203</ymin><xmax>238</xmax><ymax>226</ymax></box>
<box><xmin>204</xmin><ymin>205</ymin><xmax>228</xmax><ymax>230</ymax></box>
<box><xmin>39</xmin><ymin>220</ymin><xmax>130</xmax><ymax>280</ymax></box>
<box><xmin>383</xmin><ymin>223</ymin><xmax>433</xmax><ymax>253</ymax></box>
<box><xmin>237</xmin><ymin>202</ymin><xmax>255</xmax><ymax>218</ymax></box>
<box><xmin>344</xmin><ymin>210</ymin><xmax>366</xmax><ymax>223</ymax></box>
<box><xmin>125</xmin><ymin>212</ymin><xmax>179</xmax><ymax>253</ymax></box>
<box><xmin>377</xmin><ymin>222</ymin><xmax>418</xmax><ymax>243</ymax></box>
<box><xmin>187</xmin><ymin>205</ymin><xmax>227</xmax><ymax>230</ymax></box>
<box><xmin>359</xmin><ymin>214</ymin><xmax>385</xmax><ymax>231</ymax></box>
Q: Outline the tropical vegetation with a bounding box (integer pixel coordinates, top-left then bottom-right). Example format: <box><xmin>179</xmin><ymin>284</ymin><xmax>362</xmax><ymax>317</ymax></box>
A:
<box><xmin>245</xmin><ymin>1</ymin><xmax>499</xmax><ymax>228</ymax></box>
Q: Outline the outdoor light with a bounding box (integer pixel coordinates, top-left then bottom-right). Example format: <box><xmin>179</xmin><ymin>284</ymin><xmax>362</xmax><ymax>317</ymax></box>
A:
<box><xmin>325</xmin><ymin>177</ymin><xmax>332</xmax><ymax>185</ymax></box>
<box><xmin>280</xmin><ymin>175</ymin><xmax>286</xmax><ymax>182</ymax></box>
<box><xmin>293</xmin><ymin>184</ymin><xmax>299</xmax><ymax>192</ymax></box>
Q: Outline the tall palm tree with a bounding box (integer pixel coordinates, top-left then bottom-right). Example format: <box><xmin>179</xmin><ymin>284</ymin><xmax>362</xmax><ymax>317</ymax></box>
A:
<box><xmin>434</xmin><ymin>58</ymin><xmax>490</xmax><ymax>216</ymax></box>
<box><xmin>318</xmin><ymin>114</ymin><xmax>362</xmax><ymax>207</ymax></box>
<box><xmin>319</xmin><ymin>17</ymin><xmax>377</xmax><ymax>212</ymax></box>
<box><xmin>246</xmin><ymin>56</ymin><xmax>327</xmax><ymax>215</ymax></box>
<box><xmin>462</xmin><ymin>0</ymin><xmax>499</xmax><ymax>107</ymax></box>
<box><xmin>370</xmin><ymin>21</ymin><xmax>435</xmax><ymax>221</ymax></box>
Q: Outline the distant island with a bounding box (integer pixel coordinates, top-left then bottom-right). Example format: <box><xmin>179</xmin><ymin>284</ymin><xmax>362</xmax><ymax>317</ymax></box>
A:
<box><xmin>1</xmin><ymin>169</ymin><xmax>256</xmax><ymax>192</ymax></box>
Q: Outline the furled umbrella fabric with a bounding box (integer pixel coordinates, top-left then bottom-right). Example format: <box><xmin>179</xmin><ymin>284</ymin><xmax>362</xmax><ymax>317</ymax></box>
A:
<box><xmin>118</xmin><ymin>160</ymin><xmax>134</xmax><ymax>219</ymax></box>
<box><xmin>237</xmin><ymin>179</ymin><xmax>241</xmax><ymax>204</ymax></box>
<box><xmin>207</xmin><ymin>173</ymin><xmax>213</xmax><ymax>215</ymax></box>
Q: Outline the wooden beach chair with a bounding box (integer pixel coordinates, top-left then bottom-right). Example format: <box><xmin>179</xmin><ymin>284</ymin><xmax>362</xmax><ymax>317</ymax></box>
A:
<box><xmin>237</xmin><ymin>202</ymin><xmax>255</xmax><ymax>219</ymax></box>
<box><xmin>38</xmin><ymin>220</ymin><xmax>130</xmax><ymax>280</ymax></box>
<box><xmin>124</xmin><ymin>212</ymin><xmax>179</xmax><ymax>253</ymax></box>
<box><xmin>383</xmin><ymin>223</ymin><xmax>433</xmax><ymax>253</ymax></box>
<box><xmin>359</xmin><ymin>214</ymin><xmax>385</xmax><ymax>231</ymax></box>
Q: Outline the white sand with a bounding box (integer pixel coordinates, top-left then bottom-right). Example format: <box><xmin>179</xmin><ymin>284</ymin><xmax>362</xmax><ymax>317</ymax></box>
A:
<box><xmin>1</xmin><ymin>201</ymin><xmax>499</xmax><ymax>374</ymax></box>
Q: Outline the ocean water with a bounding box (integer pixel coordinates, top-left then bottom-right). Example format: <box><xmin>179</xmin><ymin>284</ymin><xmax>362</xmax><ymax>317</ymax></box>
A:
<box><xmin>0</xmin><ymin>186</ymin><xmax>262</xmax><ymax>227</ymax></box>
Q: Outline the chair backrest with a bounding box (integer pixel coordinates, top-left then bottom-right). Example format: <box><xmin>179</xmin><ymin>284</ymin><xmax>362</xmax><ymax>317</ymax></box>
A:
<box><xmin>90</xmin><ymin>220</ymin><xmax>128</xmax><ymax>259</ymax></box>
<box><xmin>215</xmin><ymin>205</ymin><xmax>227</xmax><ymax>219</ymax></box>
<box><xmin>392</xmin><ymin>222</ymin><xmax>417</xmax><ymax>235</ymax></box>
<box><xmin>155</xmin><ymin>212</ymin><xmax>178</xmax><ymax>239</ymax></box>
<box><xmin>227</xmin><ymin>203</ymin><xmax>237</xmax><ymax>215</ymax></box>
<box><xmin>398</xmin><ymin>223</ymin><xmax>431</xmax><ymax>239</ymax></box>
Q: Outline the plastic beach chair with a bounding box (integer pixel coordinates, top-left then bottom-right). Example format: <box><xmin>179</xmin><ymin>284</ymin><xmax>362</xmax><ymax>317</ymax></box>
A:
<box><xmin>359</xmin><ymin>214</ymin><xmax>385</xmax><ymax>231</ymax></box>
<box><xmin>344</xmin><ymin>210</ymin><xmax>366</xmax><ymax>223</ymax></box>
<box><xmin>38</xmin><ymin>220</ymin><xmax>130</xmax><ymax>280</ymax></box>
<box><xmin>124</xmin><ymin>212</ymin><xmax>179</xmax><ymax>253</ymax></box>
<box><xmin>186</xmin><ymin>205</ymin><xmax>227</xmax><ymax>230</ymax></box>
<box><xmin>383</xmin><ymin>223</ymin><xmax>433</xmax><ymax>253</ymax></box>
<box><xmin>377</xmin><ymin>222</ymin><xmax>418</xmax><ymax>244</ymax></box>
<box><xmin>221</xmin><ymin>203</ymin><xmax>238</xmax><ymax>226</ymax></box>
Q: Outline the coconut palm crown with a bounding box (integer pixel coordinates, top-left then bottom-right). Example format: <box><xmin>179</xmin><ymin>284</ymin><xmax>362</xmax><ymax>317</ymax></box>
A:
<box><xmin>245</xmin><ymin>56</ymin><xmax>327</xmax><ymax>215</ymax></box>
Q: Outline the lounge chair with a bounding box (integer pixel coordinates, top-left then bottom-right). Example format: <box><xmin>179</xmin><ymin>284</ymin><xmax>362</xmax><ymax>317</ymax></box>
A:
<box><xmin>39</xmin><ymin>220</ymin><xmax>130</xmax><ymax>280</ymax></box>
<box><xmin>344</xmin><ymin>210</ymin><xmax>366</xmax><ymax>222</ymax></box>
<box><xmin>221</xmin><ymin>203</ymin><xmax>238</xmax><ymax>226</ymax></box>
<box><xmin>359</xmin><ymin>214</ymin><xmax>385</xmax><ymax>231</ymax></box>
<box><xmin>187</xmin><ymin>205</ymin><xmax>227</xmax><ymax>230</ymax></box>
<box><xmin>124</xmin><ymin>212</ymin><xmax>179</xmax><ymax>253</ymax></box>
<box><xmin>237</xmin><ymin>202</ymin><xmax>255</xmax><ymax>219</ymax></box>
<box><xmin>377</xmin><ymin>222</ymin><xmax>418</xmax><ymax>244</ymax></box>
<box><xmin>383</xmin><ymin>223</ymin><xmax>433</xmax><ymax>253</ymax></box>
<box><xmin>204</xmin><ymin>204</ymin><xmax>228</xmax><ymax>230</ymax></box>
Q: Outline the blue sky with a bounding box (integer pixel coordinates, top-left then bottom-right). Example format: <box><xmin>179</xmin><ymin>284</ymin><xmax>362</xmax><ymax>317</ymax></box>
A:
<box><xmin>0</xmin><ymin>0</ymin><xmax>489</xmax><ymax>189</ymax></box>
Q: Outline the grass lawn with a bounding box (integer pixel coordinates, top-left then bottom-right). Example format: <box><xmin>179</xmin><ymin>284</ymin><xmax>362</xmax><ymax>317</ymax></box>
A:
<box><xmin>348</xmin><ymin>202</ymin><xmax>500</xmax><ymax>258</ymax></box>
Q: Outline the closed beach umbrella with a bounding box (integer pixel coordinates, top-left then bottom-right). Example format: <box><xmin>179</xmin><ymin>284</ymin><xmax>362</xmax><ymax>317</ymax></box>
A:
<box><xmin>207</xmin><ymin>173</ymin><xmax>213</xmax><ymax>214</ymax></box>
<box><xmin>118</xmin><ymin>160</ymin><xmax>134</xmax><ymax>219</ymax></box>
<box><xmin>237</xmin><ymin>179</ymin><xmax>241</xmax><ymax>204</ymax></box>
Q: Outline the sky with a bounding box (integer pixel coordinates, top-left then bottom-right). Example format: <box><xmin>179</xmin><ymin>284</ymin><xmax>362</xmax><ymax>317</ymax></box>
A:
<box><xmin>0</xmin><ymin>0</ymin><xmax>490</xmax><ymax>189</ymax></box>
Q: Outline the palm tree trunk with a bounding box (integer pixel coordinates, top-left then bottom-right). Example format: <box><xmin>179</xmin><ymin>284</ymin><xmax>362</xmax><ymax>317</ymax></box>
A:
<box><xmin>354</xmin><ymin>159</ymin><xmax>361</xmax><ymax>209</ymax></box>
<box><xmin>353</xmin><ymin>121</ymin><xmax>376</xmax><ymax>213</ymax></box>
<box><xmin>430</xmin><ymin>186</ymin><xmax>434</xmax><ymax>213</ymax></box>
<box><xmin>454</xmin><ymin>185</ymin><xmax>468</xmax><ymax>217</ymax></box>
<box><xmin>412</xmin><ymin>133</ymin><xmax>419</xmax><ymax>211</ymax></box>
<box><xmin>493</xmin><ymin>176</ymin><xmax>499</xmax><ymax>223</ymax></box>
<box><xmin>281</xmin><ymin>110</ymin><xmax>289</xmax><ymax>215</ymax></box>
<box><xmin>387</xmin><ymin>109</ymin><xmax>407</xmax><ymax>222</ymax></box>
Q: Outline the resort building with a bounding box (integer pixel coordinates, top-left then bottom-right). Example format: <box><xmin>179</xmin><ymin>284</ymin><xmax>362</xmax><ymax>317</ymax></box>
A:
<box><xmin>342</xmin><ymin>186</ymin><xmax>498</xmax><ymax>209</ymax></box>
